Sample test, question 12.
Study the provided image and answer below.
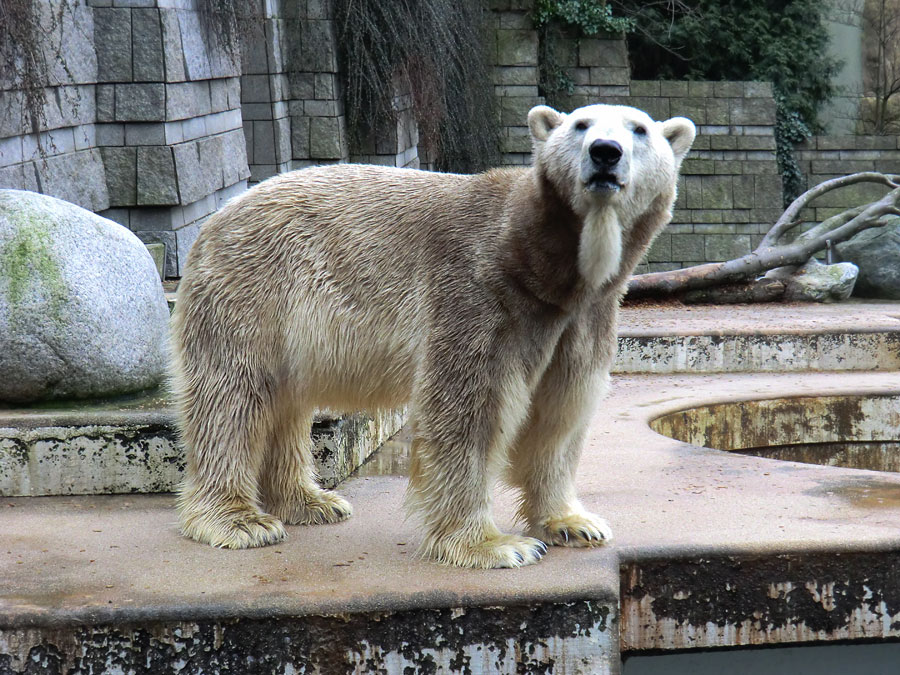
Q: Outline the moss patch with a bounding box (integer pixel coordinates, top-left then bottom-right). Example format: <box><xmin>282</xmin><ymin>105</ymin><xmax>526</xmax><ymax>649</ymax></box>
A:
<box><xmin>0</xmin><ymin>201</ymin><xmax>67</xmax><ymax>318</ymax></box>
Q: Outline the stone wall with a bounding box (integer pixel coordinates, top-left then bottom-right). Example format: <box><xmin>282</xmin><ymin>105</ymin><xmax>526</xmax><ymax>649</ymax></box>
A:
<box><xmin>0</xmin><ymin>0</ymin><xmax>250</xmax><ymax>278</ymax></box>
<box><xmin>796</xmin><ymin>135</ymin><xmax>900</xmax><ymax>222</ymax></box>
<box><xmin>627</xmin><ymin>80</ymin><xmax>783</xmax><ymax>273</ymax></box>
<box><xmin>3</xmin><ymin>0</ymin><xmax>900</xmax><ymax>276</ymax></box>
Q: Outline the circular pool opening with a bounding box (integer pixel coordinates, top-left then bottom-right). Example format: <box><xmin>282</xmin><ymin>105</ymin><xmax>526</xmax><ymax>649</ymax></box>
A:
<box><xmin>651</xmin><ymin>393</ymin><xmax>900</xmax><ymax>472</ymax></box>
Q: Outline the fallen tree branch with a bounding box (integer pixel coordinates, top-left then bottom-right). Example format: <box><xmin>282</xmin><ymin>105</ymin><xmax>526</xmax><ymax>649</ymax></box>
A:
<box><xmin>627</xmin><ymin>178</ymin><xmax>900</xmax><ymax>300</ymax></box>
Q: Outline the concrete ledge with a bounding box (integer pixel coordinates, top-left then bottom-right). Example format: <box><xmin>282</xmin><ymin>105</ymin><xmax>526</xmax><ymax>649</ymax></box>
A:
<box><xmin>615</xmin><ymin>301</ymin><xmax>900</xmax><ymax>373</ymax></box>
<box><xmin>0</xmin><ymin>393</ymin><xmax>405</xmax><ymax>497</ymax></box>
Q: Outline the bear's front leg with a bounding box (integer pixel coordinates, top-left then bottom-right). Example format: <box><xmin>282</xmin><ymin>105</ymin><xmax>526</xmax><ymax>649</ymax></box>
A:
<box><xmin>507</xmin><ymin>329</ymin><xmax>614</xmax><ymax>548</ymax></box>
<box><xmin>408</xmin><ymin>349</ymin><xmax>547</xmax><ymax>568</ymax></box>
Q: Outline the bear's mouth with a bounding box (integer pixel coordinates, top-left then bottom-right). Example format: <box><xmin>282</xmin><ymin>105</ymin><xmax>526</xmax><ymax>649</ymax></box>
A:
<box><xmin>585</xmin><ymin>172</ymin><xmax>623</xmax><ymax>193</ymax></box>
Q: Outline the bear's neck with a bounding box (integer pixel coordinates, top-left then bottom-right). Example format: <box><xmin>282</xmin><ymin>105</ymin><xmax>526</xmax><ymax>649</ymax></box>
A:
<box><xmin>499</xmin><ymin>172</ymin><xmax>600</xmax><ymax>311</ymax></box>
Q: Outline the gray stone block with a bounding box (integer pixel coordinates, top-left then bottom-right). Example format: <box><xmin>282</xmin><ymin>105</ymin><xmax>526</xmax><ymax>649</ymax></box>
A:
<box><xmin>701</xmin><ymin>175</ymin><xmax>733</xmax><ymax>209</ymax></box>
<box><xmin>210</xmin><ymin>79</ymin><xmax>229</xmax><ymax>112</ymax></box>
<box><xmin>100</xmin><ymin>146</ymin><xmax>137</xmax><ymax>206</ymax></box>
<box><xmin>496</xmin><ymin>30</ymin><xmax>538</xmax><ymax>66</ymax></box>
<box><xmin>291</xmin><ymin>72</ymin><xmax>316</xmax><ymax>100</ymax></box>
<box><xmin>242</xmin><ymin>74</ymin><xmax>272</xmax><ymax>103</ymax></box>
<box><xmin>166</xmin><ymin>81</ymin><xmax>212</xmax><ymax>121</ymax></box>
<box><xmin>500</xmin><ymin>96</ymin><xmax>543</xmax><ymax>126</ymax></box>
<box><xmin>177</xmin><ymin>9</ymin><xmax>212</xmax><ymax>80</ymax></box>
<box><xmin>137</xmin><ymin>146</ymin><xmax>178</xmax><ymax>205</ymax></box>
<box><xmin>95</xmin><ymin>85</ymin><xmax>115</xmax><ymax>123</ymax></box>
<box><xmin>252</xmin><ymin>120</ymin><xmax>276</xmax><ymax>163</ymax></box>
<box><xmin>705</xmin><ymin>234</ymin><xmax>751</xmax><ymax>261</ymax></box>
<box><xmin>130</xmin><ymin>207</ymin><xmax>180</xmax><ymax>231</ymax></box>
<box><xmin>309</xmin><ymin>116</ymin><xmax>345</xmax><ymax>159</ymax></box>
<box><xmin>115</xmin><ymin>84</ymin><xmax>166</xmax><ymax>122</ymax></box>
<box><xmin>94</xmin><ymin>8</ymin><xmax>132</xmax><ymax>82</ymax></box>
<box><xmin>0</xmin><ymin>136</ymin><xmax>23</xmax><ymax>168</ymax></box>
<box><xmin>197</xmin><ymin>136</ymin><xmax>225</xmax><ymax>192</ymax></box>
<box><xmin>175</xmin><ymin>220</ymin><xmax>202</xmax><ymax>274</ymax></box>
<box><xmin>125</xmin><ymin>123</ymin><xmax>167</xmax><ymax>146</ymax></box>
<box><xmin>0</xmin><ymin>165</ymin><xmax>28</xmax><ymax>191</ymax></box>
<box><xmin>160</xmin><ymin>10</ymin><xmax>187</xmax><ymax>81</ymax></box>
<box><xmin>37</xmin><ymin>149</ymin><xmax>110</xmax><ymax>212</ymax></box>
<box><xmin>290</xmin><ymin>115</ymin><xmax>310</xmax><ymax>159</ymax></box>
<box><xmin>671</xmin><ymin>233</ymin><xmax>705</xmax><ymax>261</ymax></box>
<box><xmin>300</xmin><ymin>20</ymin><xmax>338</xmax><ymax>72</ymax></box>
<box><xmin>172</xmin><ymin>142</ymin><xmax>207</xmax><ymax>204</ymax></box>
<box><xmin>274</xmin><ymin>117</ymin><xmax>291</xmax><ymax>164</ymax></box>
<box><xmin>133</xmin><ymin>9</ymin><xmax>165</xmax><ymax>81</ymax></box>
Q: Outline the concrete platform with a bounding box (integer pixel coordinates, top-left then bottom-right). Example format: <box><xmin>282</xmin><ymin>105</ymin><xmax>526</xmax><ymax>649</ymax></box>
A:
<box><xmin>4</xmin><ymin>368</ymin><xmax>900</xmax><ymax>673</ymax></box>
<box><xmin>616</xmin><ymin>300</ymin><xmax>900</xmax><ymax>372</ymax></box>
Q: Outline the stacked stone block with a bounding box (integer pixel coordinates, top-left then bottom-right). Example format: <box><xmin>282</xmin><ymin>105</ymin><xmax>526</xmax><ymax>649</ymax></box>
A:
<box><xmin>492</xmin><ymin>1</ymin><xmax>542</xmax><ymax>166</ymax></box>
<box><xmin>239</xmin><ymin>3</ymin><xmax>295</xmax><ymax>182</ymax></box>
<box><xmin>90</xmin><ymin>0</ymin><xmax>250</xmax><ymax>277</ymax></box>
<box><xmin>0</xmin><ymin>2</ymin><xmax>107</xmax><ymax>212</ymax></box>
<box><xmin>285</xmin><ymin>1</ymin><xmax>352</xmax><ymax>169</ymax></box>
<box><xmin>795</xmin><ymin>135</ymin><xmax>900</xmax><ymax>223</ymax></box>
<box><xmin>625</xmin><ymin>81</ymin><xmax>783</xmax><ymax>273</ymax></box>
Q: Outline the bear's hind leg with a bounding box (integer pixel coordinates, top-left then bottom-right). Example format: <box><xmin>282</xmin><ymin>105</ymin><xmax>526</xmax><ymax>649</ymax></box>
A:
<box><xmin>261</xmin><ymin>406</ymin><xmax>352</xmax><ymax>526</ymax></box>
<box><xmin>176</xmin><ymin>380</ymin><xmax>286</xmax><ymax>549</ymax></box>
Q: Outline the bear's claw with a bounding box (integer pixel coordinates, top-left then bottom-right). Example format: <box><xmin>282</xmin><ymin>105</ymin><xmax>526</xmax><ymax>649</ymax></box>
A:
<box><xmin>181</xmin><ymin>508</ymin><xmax>287</xmax><ymax>550</ymax></box>
<box><xmin>531</xmin><ymin>512</ymin><xmax>613</xmax><ymax>548</ymax></box>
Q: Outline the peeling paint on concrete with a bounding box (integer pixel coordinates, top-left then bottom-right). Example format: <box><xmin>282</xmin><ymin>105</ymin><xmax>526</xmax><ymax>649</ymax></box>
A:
<box><xmin>621</xmin><ymin>552</ymin><xmax>900</xmax><ymax>652</ymax></box>
<box><xmin>0</xmin><ymin>601</ymin><xmax>616</xmax><ymax>674</ymax></box>
<box><xmin>615</xmin><ymin>332</ymin><xmax>900</xmax><ymax>374</ymax></box>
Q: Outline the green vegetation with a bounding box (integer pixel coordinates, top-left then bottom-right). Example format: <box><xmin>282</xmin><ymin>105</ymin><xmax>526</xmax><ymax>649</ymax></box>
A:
<box><xmin>613</xmin><ymin>0</ymin><xmax>840</xmax><ymax>204</ymax></box>
<box><xmin>0</xmin><ymin>204</ymin><xmax>66</xmax><ymax>319</ymax></box>
<box><xmin>532</xmin><ymin>0</ymin><xmax>633</xmax><ymax>106</ymax></box>
<box><xmin>333</xmin><ymin>0</ymin><xmax>498</xmax><ymax>173</ymax></box>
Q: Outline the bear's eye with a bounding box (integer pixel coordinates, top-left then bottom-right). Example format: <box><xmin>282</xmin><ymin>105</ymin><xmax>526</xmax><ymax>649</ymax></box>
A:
<box><xmin>574</xmin><ymin>120</ymin><xmax>590</xmax><ymax>131</ymax></box>
<box><xmin>634</xmin><ymin>125</ymin><xmax>647</xmax><ymax>136</ymax></box>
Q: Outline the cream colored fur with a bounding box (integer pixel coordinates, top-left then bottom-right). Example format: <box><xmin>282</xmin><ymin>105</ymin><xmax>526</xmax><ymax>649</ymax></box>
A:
<box><xmin>171</xmin><ymin>103</ymin><xmax>695</xmax><ymax>568</ymax></box>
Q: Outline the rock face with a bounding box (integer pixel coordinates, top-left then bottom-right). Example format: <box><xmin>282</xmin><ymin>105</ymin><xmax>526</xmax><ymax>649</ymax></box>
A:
<box><xmin>836</xmin><ymin>221</ymin><xmax>900</xmax><ymax>299</ymax></box>
<box><xmin>783</xmin><ymin>259</ymin><xmax>859</xmax><ymax>303</ymax></box>
<box><xmin>0</xmin><ymin>190</ymin><xmax>170</xmax><ymax>404</ymax></box>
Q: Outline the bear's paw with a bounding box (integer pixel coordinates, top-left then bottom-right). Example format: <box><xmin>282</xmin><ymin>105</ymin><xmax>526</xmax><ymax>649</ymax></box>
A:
<box><xmin>426</xmin><ymin>532</ymin><xmax>548</xmax><ymax>569</ymax></box>
<box><xmin>530</xmin><ymin>511</ymin><xmax>613</xmax><ymax>548</ymax></box>
<box><xmin>268</xmin><ymin>489</ymin><xmax>353</xmax><ymax>526</ymax></box>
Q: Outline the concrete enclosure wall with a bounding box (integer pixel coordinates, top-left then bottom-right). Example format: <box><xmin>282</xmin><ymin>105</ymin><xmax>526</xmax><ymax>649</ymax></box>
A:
<box><xmin>2</xmin><ymin>0</ymin><xmax>899</xmax><ymax>275</ymax></box>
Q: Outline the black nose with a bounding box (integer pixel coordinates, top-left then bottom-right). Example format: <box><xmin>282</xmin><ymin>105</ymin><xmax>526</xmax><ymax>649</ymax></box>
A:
<box><xmin>589</xmin><ymin>140</ymin><xmax>623</xmax><ymax>166</ymax></box>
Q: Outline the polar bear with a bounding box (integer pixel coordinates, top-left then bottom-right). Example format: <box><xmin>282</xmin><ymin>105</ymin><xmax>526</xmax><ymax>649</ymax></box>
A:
<box><xmin>172</xmin><ymin>103</ymin><xmax>695</xmax><ymax>568</ymax></box>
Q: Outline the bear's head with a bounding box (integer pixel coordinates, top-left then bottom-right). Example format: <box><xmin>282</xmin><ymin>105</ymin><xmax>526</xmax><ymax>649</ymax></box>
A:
<box><xmin>527</xmin><ymin>103</ymin><xmax>696</xmax><ymax>286</ymax></box>
<box><xmin>528</xmin><ymin>103</ymin><xmax>695</xmax><ymax>218</ymax></box>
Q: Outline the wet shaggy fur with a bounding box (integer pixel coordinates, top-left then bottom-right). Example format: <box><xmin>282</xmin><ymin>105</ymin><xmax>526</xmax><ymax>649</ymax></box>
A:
<box><xmin>172</xmin><ymin>104</ymin><xmax>695</xmax><ymax>568</ymax></box>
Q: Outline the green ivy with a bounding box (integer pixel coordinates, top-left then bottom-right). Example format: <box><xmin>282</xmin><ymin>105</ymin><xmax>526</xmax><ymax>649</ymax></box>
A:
<box><xmin>532</xmin><ymin>0</ymin><xmax>634</xmax><ymax>35</ymax></box>
<box><xmin>533</xmin><ymin>1</ymin><xmax>633</xmax><ymax>107</ymax></box>
<box><xmin>615</xmin><ymin>0</ymin><xmax>839</xmax><ymax>205</ymax></box>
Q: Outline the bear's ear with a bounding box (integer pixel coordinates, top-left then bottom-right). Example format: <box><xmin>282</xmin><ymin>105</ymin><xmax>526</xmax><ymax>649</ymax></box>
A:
<box><xmin>528</xmin><ymin>105</ymin><xmax>565</xmax><ymax>142</ymax></box>
<box><xmin>662</xmin><ymin>117</ymin><xmax>697</xmax><ymax>161</ymax></box>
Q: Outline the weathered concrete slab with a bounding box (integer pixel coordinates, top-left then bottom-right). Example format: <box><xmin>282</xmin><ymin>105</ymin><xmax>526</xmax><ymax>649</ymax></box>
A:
<box><xmin>0</xmin><ymin>393</ymin><xmax>404</xmax><ymax>497</ymax></box>
<box><xmin>615</xmin><ymin>301</ymin><xmax>900</xmax><ymax>373</ymax></box>
<box><xmin>3</xmin><ymin>370</ymin><xmax>900</xmax><ymax>672</ymax></box>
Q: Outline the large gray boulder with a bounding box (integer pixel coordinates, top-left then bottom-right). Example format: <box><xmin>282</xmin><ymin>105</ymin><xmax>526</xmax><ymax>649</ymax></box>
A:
<box><xmin>836</xmin><ymin>220</ymin><xmax>900</xmax><ymax>299</ymax></box>
<box><xmin>0</xmin><ymin>190</ymin><xmax>170</xmax><ymax>403</ymax></box>
<box><xmin>783</xmin><ymin>259</ymin><xmax>858</xmax><ymax>303</ymax></box>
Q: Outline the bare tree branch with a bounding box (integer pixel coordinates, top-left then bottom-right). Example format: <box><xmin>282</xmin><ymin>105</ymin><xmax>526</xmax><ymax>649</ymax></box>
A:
<box><xmin>627</xmin><ymin>176</ymin><xmax>900</xmax><ymax>300</ymax></box>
